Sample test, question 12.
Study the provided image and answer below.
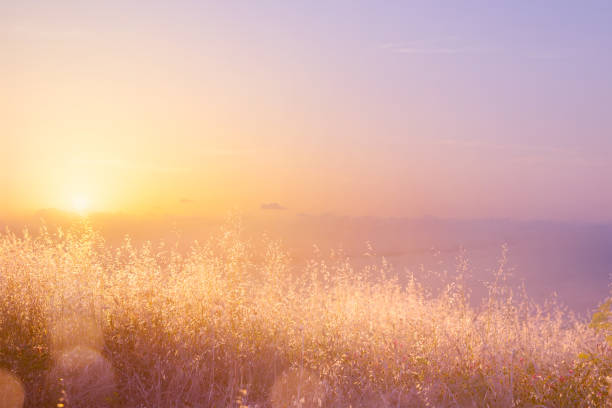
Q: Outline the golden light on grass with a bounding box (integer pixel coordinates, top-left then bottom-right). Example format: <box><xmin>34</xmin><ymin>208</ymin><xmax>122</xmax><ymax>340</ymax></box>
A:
<box><xmin>0</xmin><ymin>222</ymin><xmax>609</xmax><ymax>406</ymax></box>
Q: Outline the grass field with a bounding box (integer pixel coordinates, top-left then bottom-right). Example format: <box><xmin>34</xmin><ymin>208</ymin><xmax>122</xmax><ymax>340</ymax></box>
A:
<box><xmin>0</xmin><ymin>220</ymin><xmax>610</xmax><ymax>407</ymax></box>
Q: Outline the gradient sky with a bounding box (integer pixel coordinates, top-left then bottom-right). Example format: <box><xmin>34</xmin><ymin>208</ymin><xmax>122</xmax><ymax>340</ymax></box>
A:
<box><xmin>3</xmin><ymin>1</ymin><xmax>612</xmax><ymax>221</ymax></box>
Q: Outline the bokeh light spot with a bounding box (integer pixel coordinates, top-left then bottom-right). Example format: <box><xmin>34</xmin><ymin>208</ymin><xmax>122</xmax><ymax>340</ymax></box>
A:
<box><xmin>0</xmin><ymin>369</ymin><xmax>25</xmax><ymax>408</ymax></box>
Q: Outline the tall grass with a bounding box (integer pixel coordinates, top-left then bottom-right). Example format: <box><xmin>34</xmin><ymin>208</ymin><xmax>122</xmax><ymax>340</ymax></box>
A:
<box><xmin>0</xmin><ymin>220</ymin><xmax>610</xmax><ymax>407</ymax></box>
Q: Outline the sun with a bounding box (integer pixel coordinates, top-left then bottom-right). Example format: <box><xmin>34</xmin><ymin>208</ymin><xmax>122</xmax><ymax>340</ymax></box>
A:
<box><xmin>71</xmin><ymin>195</ymin><xmax>90</xmax><ymax>215</ymax></box>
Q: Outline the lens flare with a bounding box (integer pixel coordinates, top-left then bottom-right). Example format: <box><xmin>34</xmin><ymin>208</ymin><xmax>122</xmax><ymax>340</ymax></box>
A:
<box><xmin>49</xmin><ymin>346</ymin><xmax>116</xmax><ymax>406</ymax></box>
<box><xmin>270</xmin><ymin>369</ymin><xmax>324</xmax><ymax>408</ymax></box>
<box><xmin>0</xmin><ymin>369</ymin><xmax>25</xmax><ymax>408</ymax></box>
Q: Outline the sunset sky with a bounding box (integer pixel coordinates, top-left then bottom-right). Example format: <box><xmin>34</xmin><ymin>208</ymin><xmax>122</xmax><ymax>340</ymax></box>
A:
<box><xmin>3</xmin><ymin>1</ymin><xmax>612</xmax><ymax>221</ymax></box>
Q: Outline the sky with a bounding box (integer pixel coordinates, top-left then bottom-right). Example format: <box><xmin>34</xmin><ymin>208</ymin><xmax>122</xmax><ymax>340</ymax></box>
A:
<box><xmin>2</xmin><ymin>1</ymin><xmax>612</xmax><ymax>221</ymax></box>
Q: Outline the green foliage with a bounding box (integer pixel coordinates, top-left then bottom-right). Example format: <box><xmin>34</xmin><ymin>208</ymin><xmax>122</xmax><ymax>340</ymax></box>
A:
<box><xmin>591</xmin><ymin>297</ymin><xmax>612</xmax><ymax>347</ymax></box>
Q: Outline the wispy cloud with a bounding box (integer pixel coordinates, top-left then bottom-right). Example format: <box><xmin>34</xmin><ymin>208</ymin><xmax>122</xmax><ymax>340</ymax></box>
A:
<box><xmin>388</xmin><ymin>46</ymin><xmax>480</xmax><ymax>55</ymax></box>
<box><xmin>381</xmin><ymin>38</ymin><xmax>482</xmax><ymax>56</ymax></box>
<box><xmin>198</xmin><ymin>148</ymin><xmax>257</xmax><ymax>157</ymax></box>
<box><xmin>438</xmin><ymin>138</ymin><xmax>606</xmax><ymax>168</ymax></box>
<box><xmin>525</xmin><ymin>50</ymin><xmax>575</xmax><ymax>61</ymax></box>
<box><xmin>73</xmin><ymin>148</ymin><xmax>255</xmax><ymax>174</ymax></box>
<box><xmin>3</xmin><ymin>22</ymin><xmax>85</xmax><ymax>41</ymax></box>
<box><xmin>179</xmin><ymin>198</ymin><xmax>196</xmax><ymax>204</ymax></box>
<box><xmin>261</xmin><ymin>202</ymin><xmax>286</xmax><ymax>210</ymax></box>
<box><xmin>382</xmin><ymin>38</ymin><xmax>573</xmax><ymax>61</ymax></box>
<box><xmin>73</xmin><ymin>158</ymin><xmax>191</xmax><ymax>174</ymax></box>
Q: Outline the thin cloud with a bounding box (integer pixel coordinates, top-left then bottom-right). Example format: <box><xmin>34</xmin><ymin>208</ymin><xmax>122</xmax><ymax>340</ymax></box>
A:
<box><xmin>526</xmin><ymin>50</ymin><xmax>574</xmax><ymax>61</ymax></box>
<box><xmin>5</xmin><ymin>22</ymin><xmax>84</xmax><ymax>40</ymax></box>
<box><xmin>438</xmin><ymin>138</ymin><xmax>606</xmax><ymax>168</ymax></box>
<box><xmin>395</xmin><ymin>46</ymin><xmax>479</xmax><ymax>55</ymax></box>
<box><xmin>381</xmin><ymin>38</ymin><xmax>482</xmax><ymax>56</ymax></box>
<box><xmin>261</xmin><ymin>203</ymin><xmax>286</xmax><ymax>210</ymax></box>
<box><xmin>73</xmin><ymin>158</ymin><xmax>190</xmax><ymax>174</ymax></box>
<box><xmin>200</xmin><ymin>148</ymin><xmax>257</xmax><ymax>157</ymax></box>
<box><xmin>73</xmin><ymin>148</ymin><xmax>255</xmax><ymax>174</ymax></box>
<box><xmin>179</xmin><ymin>198</ymin><xmax>195</xmax><ymax>204</ymax></box>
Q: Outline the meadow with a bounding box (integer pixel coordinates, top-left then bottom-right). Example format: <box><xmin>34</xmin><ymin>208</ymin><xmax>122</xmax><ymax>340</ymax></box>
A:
<box><xmin>0</xmin><ymin>219</ymin><xmax>610</xmax><ymax>407</ymax></box>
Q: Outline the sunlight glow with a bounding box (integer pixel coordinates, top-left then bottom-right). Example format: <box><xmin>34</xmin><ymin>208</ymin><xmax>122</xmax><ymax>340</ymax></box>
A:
<box><xmin>71</xmin><ymin>195</ymin><xmax>90</xmax><ymax>215</ymax></box>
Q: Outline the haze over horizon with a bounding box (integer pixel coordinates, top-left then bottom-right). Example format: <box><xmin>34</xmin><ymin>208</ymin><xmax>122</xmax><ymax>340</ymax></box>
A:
<box><xmin>2</xmin><ymin>208</ymin><xmax>611</xmax><ymax>314</ymax></box>
<box><xmin>3</xmin><ymin>1</ymin><xmax>612</xmax><ymax>222</ymax></box>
